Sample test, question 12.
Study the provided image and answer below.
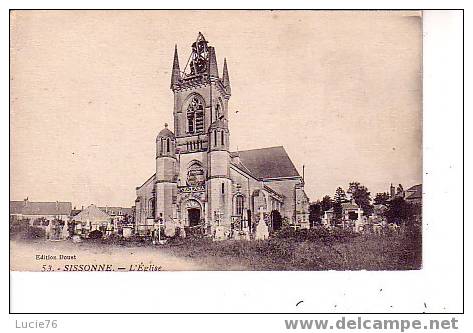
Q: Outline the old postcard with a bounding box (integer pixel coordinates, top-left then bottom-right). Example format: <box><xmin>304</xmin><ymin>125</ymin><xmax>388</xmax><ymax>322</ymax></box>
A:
<box><xmin>10</xmin><ymin>10</ymin><xmax>422</xmax><ymax>272</ymax></box>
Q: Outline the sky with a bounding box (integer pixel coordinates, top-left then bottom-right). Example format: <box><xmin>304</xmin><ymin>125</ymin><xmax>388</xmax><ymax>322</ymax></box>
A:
<box><xmin>10</xmin><ymin>10</ymin><xmax>422</xmax><ymax>208</ymax></box>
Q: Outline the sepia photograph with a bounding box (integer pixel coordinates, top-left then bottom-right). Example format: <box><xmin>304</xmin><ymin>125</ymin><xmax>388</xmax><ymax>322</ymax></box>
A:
<box><xmin>9</xmin><ymin>10</ymin><xmax>423</xmax><ymax>272</ymax></box>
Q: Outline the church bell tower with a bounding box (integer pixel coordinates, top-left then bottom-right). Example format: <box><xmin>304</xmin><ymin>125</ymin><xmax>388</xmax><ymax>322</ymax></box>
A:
<box><xmin>169</xmin><ymin>32</ymin><xmax>232</xmax><ymax>229</ymax></box>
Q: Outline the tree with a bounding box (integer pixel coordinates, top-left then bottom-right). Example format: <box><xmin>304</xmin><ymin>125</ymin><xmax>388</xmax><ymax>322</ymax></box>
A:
<box><xmin>89</xmin><ymin>230</ymin><xmax>103</xmax><ymax>240</ymax></box>
<box><xmin>384</xmin><ymin>197</ymin><xmax>413</xmax><ymax>224</ymax></box>
<box><xmin>333</xmin><ymin>187</ymin><xmax>346</xmax><ymax>220</ymax></box>
<box><xmin>374</xmin><ymin>192</ymin><xmax>390</xmax><ymax>206</ymax></box>
<box><xmin>347</xmin><ymin>181</ymin><xmax>373</xmax><ymax>216</ymax></box>
<box><xmin>333</xmin><ymin>201</ymin><xmax>343</xmax><ymax>220</ymax></box>
<box><xmin>320</xmin><ymin>195</ymin><xmax>333</xmax><ymax>213</ymax></box>
<box><xmin>334</xmin><ymin>187</ymin><xmax>347</xmax><ymax>204</ymax></box>
<box><xmin>309</xmin><ymin>201</ymin><xmax>322</xmax><ymax>226</ymax></box>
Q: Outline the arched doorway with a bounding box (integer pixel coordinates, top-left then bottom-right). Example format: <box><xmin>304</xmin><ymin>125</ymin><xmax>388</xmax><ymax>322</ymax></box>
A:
<box><xmin>188</xmin><ymin>208</ymin><xmax>201</xmax><ymax>227</ymax></box>
<box><xmin>183</xmin><ymin>199</ymin><xmax>202</xmax><ymax>227</ymax></box>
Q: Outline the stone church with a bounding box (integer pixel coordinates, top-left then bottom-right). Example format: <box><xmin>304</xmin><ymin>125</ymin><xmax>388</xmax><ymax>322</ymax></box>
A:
<box><xmin>135</xmin><ymin>33</ymin><xmax>309</xmax><ymax>237</ymax></box>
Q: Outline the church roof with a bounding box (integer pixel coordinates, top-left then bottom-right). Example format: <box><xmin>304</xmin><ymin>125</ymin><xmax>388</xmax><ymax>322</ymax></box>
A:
<box><xmin>233</xmin><ymin>146</ymin><xmax>300</xmax><ymax>180</ymax></box>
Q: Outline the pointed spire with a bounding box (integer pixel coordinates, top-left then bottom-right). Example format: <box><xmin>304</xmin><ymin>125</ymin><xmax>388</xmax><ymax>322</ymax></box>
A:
<box><xmin>170</xmin><ymin>44</ymin><xmax>181</xmax><ymax>89</ymax></box>
<box><xmin>208</xmin><ymin>46</ymin><xmax>219</xmax><ymax>78</ymax></box>
<box><xmin>222</xmin><ymin>58</ymin><xmax>231</xmax><ymax>95</ymax></box>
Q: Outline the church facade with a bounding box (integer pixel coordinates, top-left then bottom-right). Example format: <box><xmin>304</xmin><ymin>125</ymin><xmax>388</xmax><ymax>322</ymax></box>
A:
<box><xmin>135</xmin><ymin>33</ymin><xmax>309</xmax><ymax>237</ymax></box>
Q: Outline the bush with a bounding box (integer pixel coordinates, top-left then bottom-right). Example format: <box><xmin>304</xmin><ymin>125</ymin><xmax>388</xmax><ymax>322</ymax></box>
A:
<box><xmin>272</xmin><ymin>226</ymin><xmax>358</xmax><ymax>244</ymax></box>
<box><xmin>88</xmin><ymin>230</ymin><xmax>103</xmax><ymax>239</ymax></box>
<box><xmin>23</xmin><ymin>226</ymin><xmax>46</xmax><ymax>240</ymax></box>
<box><xmin>10</xmin><ymin>219</ymin><xmax>30</xmax><ymax>235</ymax></box>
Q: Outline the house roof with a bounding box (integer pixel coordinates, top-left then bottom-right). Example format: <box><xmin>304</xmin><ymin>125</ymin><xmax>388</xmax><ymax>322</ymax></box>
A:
<box><xmin>341</xmin><ymin>202</ymin><xmax>360</xmax><ymax>210</ymax></box>
<box><xmin>73</xmin><ymin>204</ymin><xmax>110</xmax><ymax>223</ymax></box>
<box><xmin>406</xmin><ymin>184</ymin><xmax>422</xmax><ymax>192</ymax></box>
<box><xmin>233</xmin><ymin>146</ymin><xmax>300</xmax><ymax>180</ymax></box>
<box><xmin>406</xmin><ymin>184</ymin><xmax>422</xmax><ymax>200</ymax></box>
<box><xmin>10</xmin><ymin>200</ymin><xmax>72</xmax><ymax>216</ymax></box>
<box><xmin>98</xmin><ymin>207</ymin><xmax>133</xmax><ymax>216</ymax></box>
<box><xmin>71</xmin><ymin>209</ymin><xmax>82</xmax><ymax>216</ymax></box>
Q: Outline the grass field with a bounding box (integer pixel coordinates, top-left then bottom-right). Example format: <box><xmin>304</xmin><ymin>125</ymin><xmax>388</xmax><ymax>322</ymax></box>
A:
<box><xmin>10</xmin><ymin>226</ymin><xmax>421</xmax><ymax>271</ymax></box>
<box><xmin>158</xmin><ymin>227</ymin><xmax>422</xmax><ymax>271</ymax></box>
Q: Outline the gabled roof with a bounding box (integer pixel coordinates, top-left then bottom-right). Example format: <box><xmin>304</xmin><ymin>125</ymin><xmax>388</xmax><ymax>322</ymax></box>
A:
<box><xmin>10</xmin><ymin>200</ymin><xmax>72</xmax><ymax>216</ymax></box>
<box><xmin>233</xmin><ymin>146</ymin><xmax>300</xmax><ymax>180</ymax></box>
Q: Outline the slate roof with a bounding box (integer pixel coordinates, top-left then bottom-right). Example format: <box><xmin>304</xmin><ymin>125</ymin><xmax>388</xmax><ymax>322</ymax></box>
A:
<box><xmin>10</xmin><ymin>200</ymin><xmax>72</xmax><ymax>216</ymax></box>
<box><xmin>406</xmin><ymin>184</ymin><xmax>422</xmax><ymax>200</ymax></box>
<box><xmin>233</xmin><ymin>146</ymin><xmax>300</xmax><ymax>180</ymax></box>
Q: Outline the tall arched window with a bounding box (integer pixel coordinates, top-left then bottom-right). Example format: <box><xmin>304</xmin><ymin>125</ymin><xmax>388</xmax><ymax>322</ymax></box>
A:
<box><xmin>148</xmin><ymin>198</ymin><xmax>155</xmax><ymax>218</ymax></box>
<box><xmin>221</xmin><ymin>131</ymin><xmax>224</xmax><ymax>146</ymax></box>
<box><xmin>187</xmin><ymin>96</ymin><xmax>204</xmax><ymax>134</ymax></box>
<box><xmin>235</xmin><ymin>195</ymin><xmax>244</xmax><ymax>216</ymax></box>
<box><xmin>166</xmin><ymin>138</ymin><xmax>170</xmax><ymax>153</ymax></box>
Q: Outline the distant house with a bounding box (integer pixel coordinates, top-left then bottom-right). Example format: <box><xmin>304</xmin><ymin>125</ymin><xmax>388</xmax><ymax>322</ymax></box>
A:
<box><xmin>71</xmin><ymin>204</ymin><xmax>112</xmax><ymax>236</ymax></box>
<box><xmin>70</xmin><ymin>208</ymin><xmax>82</xmax><ymax>217</ymax></box>
<box><xmin>322</xmin><ymin>199</ymin><xmax>364</xmax><ymax>230</ymax></box>
<box><xmin>405</xmin><ymin>184</ymin><xmax>422</xmax><ymax>204</ymax></box>
<box><xmin>10</xmin><ymin>198</ymin><xmax>72</xmax><ymax>224</ymax></box>
<box><xmin>10</xmin><ymin>198</ymin><xmax>72</xmax><ymax>239</ymax></box>
<box><xmin>98</xmin><ymin>206</ymin><xmax>133</xmax><ymax>223</ymax></box>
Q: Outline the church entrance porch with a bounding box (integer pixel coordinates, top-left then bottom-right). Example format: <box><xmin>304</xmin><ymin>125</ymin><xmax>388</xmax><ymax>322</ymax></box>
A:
<box><xmin>180</xmin><ymin>199</ymin><xmax>206</xmax><ymax>237</ymax></box>
<box><xmin>187</xmin><ymin>208</ymin><xmax>200</xmax><ymax>227</ymax></box>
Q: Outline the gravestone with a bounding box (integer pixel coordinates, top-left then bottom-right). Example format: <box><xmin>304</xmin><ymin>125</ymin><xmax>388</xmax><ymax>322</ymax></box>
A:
<box><xmin>255</xmin><ymin>208</ymin><xmax>269</xmax><ymax>240</ymax></box>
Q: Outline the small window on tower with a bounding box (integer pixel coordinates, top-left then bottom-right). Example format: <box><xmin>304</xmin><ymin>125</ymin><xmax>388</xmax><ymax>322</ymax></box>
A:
<box><xmin>214</xmin><ymin>130</ymin><xmax>217</xmax><ymax>146</ymax></box>
<box><xmin>166</xmin><ymin>138</ymin><xmax>170</xmax><ymax>153</ymax></box>
<box><xmin>187</xmin><ymin>97</ymin><xmax>204</xmax><ymax>134</ymax></box>
<box><xmin>221</xmin><ymin>183</ymin><xmax>225</xmax><ymax>194</ymax></box>
<box><xmin>221</xmin><ymin>131</ymin><xmax>224</xmax><ymax>146</ymax></box>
